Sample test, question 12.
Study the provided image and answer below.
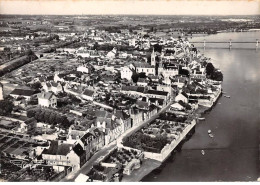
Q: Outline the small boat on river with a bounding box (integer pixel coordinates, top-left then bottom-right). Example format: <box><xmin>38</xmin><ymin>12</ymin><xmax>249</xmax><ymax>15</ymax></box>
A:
<box><xmin>198</xmin><ymin>117</ymin><xmax>205</xmax><ymax>121</ymax></box>
<box><xmin>224</xmin><ymin>95</ymin><xmax>231</xmax><ymax>98</ymax></box>
<box><xmin>208</xmin><ymin>130</ymin><xmax>212</xmax><ymax>134</ymax></box>
<box><xmin>209</xmin><ymin>133</ymin><xmax>214</xmax><ymax>138</ymax></box>
<box><xmin>201</xmin><ymin>150</ymin><xmax>205</xmax><ymax>155</ymax></box>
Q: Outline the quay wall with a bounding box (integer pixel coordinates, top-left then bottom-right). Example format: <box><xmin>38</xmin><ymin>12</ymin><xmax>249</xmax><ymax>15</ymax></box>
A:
<box><xmin>143</xmin><ymin>119</ymin><xmax>196</xmax><ymax>162</ymax></box>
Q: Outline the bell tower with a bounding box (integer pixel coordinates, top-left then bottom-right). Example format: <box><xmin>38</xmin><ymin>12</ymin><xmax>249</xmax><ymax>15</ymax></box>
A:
<box><xmin>151</xmin><ymin>47</ymin><xmax>156</xmax><ymax>66</ymax></box>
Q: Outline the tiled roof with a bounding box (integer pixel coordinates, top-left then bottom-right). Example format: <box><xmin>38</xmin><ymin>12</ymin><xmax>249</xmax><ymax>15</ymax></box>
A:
<box><xmin>42</xmin><ymin>141</ymin><xmax>73</xmax><ymax>156</ymax></box>
<box><xmin>80</xmin><ymin>132</ymin><xmax>95</xmax><ymax>145</ymax></box>
<box><xmin>10</xmin><ymin>89</ymin><xmax>36</xmax><ymax>96</ymax></box>
<box><xmin>82</xmin><ymin>89</ymin><xmax>94</xmax><ymax>97</ymax></box>
<box><xmin>136</xmin><ymin>100</ymin><xmax>149</xmax><ymax>109</ymax></box>
<box><xmin>72</xmin><ymin>143</ymin><xmax>85</xmax><ymax>156</ymax></box>
<box><xmin>146</xmin><ymin>90</ymin><xmax>168</xmax><ymax>96</ymax></box>
<box><xmin>37</xmin><ymin>92</ymin><xmax>54</xmax><ymax>100</ymax></box>
<box><xmin>121</xmin><ymin>85</ymin><xmax>145</xmax><ymax>93</ymax></box>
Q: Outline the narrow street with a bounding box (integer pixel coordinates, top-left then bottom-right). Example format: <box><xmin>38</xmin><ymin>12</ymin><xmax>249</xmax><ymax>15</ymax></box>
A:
<box><xmin>60</xmin><ymin>100</ymin><xmax>173</xmax><ymax>182</ymax></box>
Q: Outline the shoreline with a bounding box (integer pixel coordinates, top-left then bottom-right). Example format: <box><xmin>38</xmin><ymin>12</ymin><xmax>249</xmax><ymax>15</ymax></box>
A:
<box><xmin>121</xmin><ymin>89</ymin><xmax>223</xmax><ymax>182</ymax></box>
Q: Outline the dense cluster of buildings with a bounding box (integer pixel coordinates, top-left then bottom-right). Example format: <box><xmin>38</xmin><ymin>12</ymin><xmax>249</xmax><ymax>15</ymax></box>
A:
<box><xmin>0</xmin><ymin>22</ymin><xmax>222</xmax><ymax>182</ymax></box>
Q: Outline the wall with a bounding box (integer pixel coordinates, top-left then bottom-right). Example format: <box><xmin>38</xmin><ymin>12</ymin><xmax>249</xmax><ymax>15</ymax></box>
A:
<box><xmin>143</xmin><ymin>119</ymin><xmax>196</xmax><ymax>162</ymax></box>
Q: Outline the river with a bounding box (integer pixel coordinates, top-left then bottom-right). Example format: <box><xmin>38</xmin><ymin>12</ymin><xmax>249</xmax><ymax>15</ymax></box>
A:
<box><xmin>142</xmin><ymin>32</ymin><xmax>260</xmax><ymax>181</ymax></box>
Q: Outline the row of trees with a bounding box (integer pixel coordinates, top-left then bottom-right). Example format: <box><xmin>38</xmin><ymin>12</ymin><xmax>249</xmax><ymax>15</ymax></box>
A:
<box><xmin>27</xmin><ymin>108</ymin><xmax>71</xmax><ymax>129</ymax></box>
<box><xmin>0</xmin><ymin>52</ymin><xmax>38</xmax><ymax>77</ymax></box>
<box><xmin>123</xmin><ymin>131</ymin><xmax>169</xmax><ymax>153</ymax></box>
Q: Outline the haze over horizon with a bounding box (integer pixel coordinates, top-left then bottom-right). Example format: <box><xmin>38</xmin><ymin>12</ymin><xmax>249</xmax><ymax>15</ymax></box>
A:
<box><xmin>0</xmin><ymin>0</ymin><xmax>259</xmax><ymax>16</ymax></box>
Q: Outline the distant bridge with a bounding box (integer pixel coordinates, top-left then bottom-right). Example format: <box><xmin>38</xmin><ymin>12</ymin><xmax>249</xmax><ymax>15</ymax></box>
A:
<box><xmin>190</xmin><ymin>39</ymin><xmax>259</xmax><ymax>49</ymax></box>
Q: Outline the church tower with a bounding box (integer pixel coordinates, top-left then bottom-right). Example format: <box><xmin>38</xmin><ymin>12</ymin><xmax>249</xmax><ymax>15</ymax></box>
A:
<box><xmin>151</xmin><ymin>47</ymin><xmax>156</xmax><ymax>66</ymax></box>
<box><xmin>0</xmin><ymin>83</ymin><xmax>3</xmax><ymax>100</ymax></box>
<box><xmin>158</xmin><ymin>54</ymin><xmax>164</xmax><ymax>76</ymax></box>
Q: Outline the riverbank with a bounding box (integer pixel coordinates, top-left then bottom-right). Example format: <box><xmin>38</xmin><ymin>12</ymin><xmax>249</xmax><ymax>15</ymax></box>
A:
<box><xmin>121</xmin><ymin>88</ymin><xmax>223</xmax><ymax>182</ymax></box>
<box><xmin>121</xmin><ymin>159</ymin><xmax>161</xmax><ymax>182</ymax></box>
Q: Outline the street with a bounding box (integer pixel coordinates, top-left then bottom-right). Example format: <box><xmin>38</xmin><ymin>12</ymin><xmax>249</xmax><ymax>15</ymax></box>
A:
<box><xmin>60</xmin><ymin>100</ymin><xmax>173</xmax><ymax>182</ymax></box>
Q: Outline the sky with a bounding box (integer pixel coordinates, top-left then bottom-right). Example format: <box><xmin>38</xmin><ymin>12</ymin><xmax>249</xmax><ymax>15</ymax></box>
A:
<box><xmin>0</xmin><ymin>0</ymin><xmax>259</xmax><ymax>15</ymax></box>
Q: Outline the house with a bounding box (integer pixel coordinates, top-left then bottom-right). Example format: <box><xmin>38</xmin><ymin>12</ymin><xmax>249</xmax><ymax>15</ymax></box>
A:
<box><xmin>158</xmin><ymin>63</ymin><xmax>179</xmax><ymax>85</ymax></box>
<box><xmin>54</xmin><ymin>73</ymin><xmax>66</xmax><ymax>82</ymax></box>
<box><xmin>78</xmin><ymin>132</ymin><xmax>96</xmax><ymax>160</ymax></box>
<box><xmin>172</xmin><ymin>76</ymin><xmax>187</xmax><ymax>89</ymax></box>
<box><xmin>114</xmin><ymin>110</ymin><xmax>132</xmax><ymax>131</ymax></box>
<box><xmin>137</xmin><ymin>78</ymin><xmax>149</xmax><ymax>86</ymax></box>
<box><xmin>118</xmin><ymin>52</ymin><xmax>128</xmax><ymax>59</ymax></box>
<box><xmin>42</xmin><ymin>141</ymin><xmax>86</xmax><ymax>171</ymax></box>
<box><xmin>66</xmin><ymin>129</ymin><xmax>87</xmax><ymax>145</ymax></box>
<box><xmin>170</xmin><ymin>102</ymin><xmax>185</xmax><ymax>111</ymax></box>
<box><xmin>129</xmin><ymin>108</ymin><xmax>143</xmax><ymax>127</ymax></box>
<box><xmin>148</xmin><ymin>75</ymin><xmax>159</xmax><ymax>83</ymax></box>
<box><xmin>95</xmin><ymin>110</ymin><xmax>123</xmax><ymax>145</ymax></box>
<box><xmin>149</xmin><ymin>97</ymin><xmax>165</xmax><ymax>107</ymax></box>
<box><xmin>81</xmin><ymin>89</ymin><xmax>95</xmax><ymax>101</ymax></box>
<box><xmin>121</xmin><ymin>66</ymin><xmax>134</xmax><ymax>81</ymax></box>
<box><xmin>95</xmin><ymin>110</ymin><xmax>114</xmax><ymax>131</ymax></box>
<box><xmin>10</xmin><ymin>89</ymin><xmax>36</xmax><ymax>101</ymax></box>
<box><xmin>106</xmin><ymin>48</ymin><xmax>117</xmax><ymax>59</ymax></box>
<box><xmin>78</xmin><ymin>129</ymin><xmax>105</xmax><ymax>160</ymax></box>
<box><xmin>77</xmin><ymin>65</ymin><xmax>90</xmax><ymax>74</ymax></box>
<box><xmin>145</xmin><ymin>90</ymin><xmax>169</xmax><ymax>102</ymax></box>
<box><xmin>121</xmin><ymin>85</ymin><xmax>146</xmax><ymax>96</ymax></box>
<box><xmin>175</xmin><ymin>92</ymin><xmax>189</xmax><ymax>103</ymax></box>
<box><xmin>42</xmin><ymin>82</ymin><xmax>63</xmax><ymax>94</ymax></box>
<box><xmin>37</xmin><ymin>92</ymin><xmax>57</xmax><ymax>108</ymax></box>
<box><xmin>132</xmin><ymin>62</ymin><xmax>155</xmax><ymax>76</ymax></box>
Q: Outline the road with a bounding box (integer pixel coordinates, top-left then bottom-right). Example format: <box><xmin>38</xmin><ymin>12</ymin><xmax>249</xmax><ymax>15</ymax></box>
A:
<box><xmin>60</xmin><ymin>100</ymin><xmax>173</xmax><ymax>182</ymax></box>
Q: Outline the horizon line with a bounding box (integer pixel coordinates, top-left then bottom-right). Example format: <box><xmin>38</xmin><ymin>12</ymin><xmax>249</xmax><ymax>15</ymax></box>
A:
<box><xmin>1</xmin><ymin>14</ymin><xmax>259</xmax><ymax>16</ymax></box>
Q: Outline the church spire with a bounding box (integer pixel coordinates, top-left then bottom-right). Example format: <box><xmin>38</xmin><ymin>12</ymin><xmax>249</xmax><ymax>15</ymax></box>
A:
<box><xmin>151</xmin><ymin>47</ymin><xmax>155</xmax><ymax>66</ymax></box>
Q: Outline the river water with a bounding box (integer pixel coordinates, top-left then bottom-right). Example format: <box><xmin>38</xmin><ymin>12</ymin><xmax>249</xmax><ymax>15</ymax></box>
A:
<box><xmin>142</xmin><ymin>32</ymin><xmax>260</xmax><ymax>181</ymax></box>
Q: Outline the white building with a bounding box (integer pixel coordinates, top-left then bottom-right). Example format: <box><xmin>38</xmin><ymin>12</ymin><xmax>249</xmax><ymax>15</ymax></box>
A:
<box><xmin>42</xmin><ymin>82</ymin><xmax>63</xmax><ymax>94</ymax></box>
<box><xmin>106</xmin><ymin>48</ymin><xmax>117</xmax><ymax>59</ymax></box>
<box><xmin>121</xmin><ymin>66</ymin><xmax>134</xmax><ymax>81</ymax></box>
<box><xmin>77</xmin><ymin>65</ymin><xmax>90</xmax><ymax>74</ymax></box>
<box><xmin>133</xmin><ymin>62</ymin><xmax>155</xmax><ymax>76</ymax></box>
<box><xmin>42</xmin><ymin>141</ymin><xmax>85</xmax><ymax>172</ymax></box>
<box><xmin>9</xmin><ymin>89</ymin><xmax>36</xmax><ymax>101</ymax></box>
<box><xmin>175</xmin><ymin>92</ymin><xmax>189</xmax><ymax>103</ymax></box>
<box><xmin>129</xmin><ymin>38</ymin><xmax>136</xmax><ymax>47</ymax></box>
<box><xmin>37</xmin><ymin>92</ymin><xmax>57</xmax><ymax>108</ymax></box>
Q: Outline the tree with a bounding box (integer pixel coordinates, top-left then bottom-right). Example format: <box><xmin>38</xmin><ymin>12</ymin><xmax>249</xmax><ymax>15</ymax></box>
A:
<box><xmin>179</xmin><ymin>68</ymin><xmax>190</xmax><ymax>77</ymax></box>
<box><xmin>38</xmin><ymin>111</ymin><xmax>45</xmax><ymax>122</ymax></box>
<box><xmin>212</xmin><ymin>70</ymin><xmax>223</xmax><ymax>81</ymax></box>
<box><xmin>31</xmin><ymin>82</ymin><xmax>42</xmax><ymax>90</ymax></box>
<box><xmin>0</xmin><ymin>99</ymin><xmax>14</xmax><ymax>115</ymax></box>
<box><xmin>55</xmin><ymin>114</ymin><xmax>63</xmax><ymax>125</ymax></box>
<box><xmin>131</xmin><ymin>72</ymin><xmax>139</xmax><ymax>83</ymax></box>
<box><xmin>43</xmin><ymin>111</ymin><xmax>51</xmax><ymax>123</ymax></box>
<box><xmin>153</xmin><ymin>44</ymin><xmax>162</xmax><ymax>53</ymax></box>
<box><xmin>27</xmin><ymin>109</ymin><xmax>36</xmax><ymax>118</ymax></box>
<box><xmin>206</xmin><ymin>62</ymin><xmax>215</xmax><ymax>76</ymax></box>
<box><xmin>139</xmin><ymin>72</ymin><xmax>146</xmax><ymax>79</ymax></box>
<box><xmin>49</xmin><ymin>112</ymin><xmax>57</xmax><ymax>125</ymax></box>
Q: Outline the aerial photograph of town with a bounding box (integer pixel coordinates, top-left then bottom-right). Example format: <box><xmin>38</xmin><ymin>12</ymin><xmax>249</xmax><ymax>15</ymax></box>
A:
<box><xmin>0</xmin><ymin>0</ymin><xmax>259</xmax><ymax>182</ymax></box>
